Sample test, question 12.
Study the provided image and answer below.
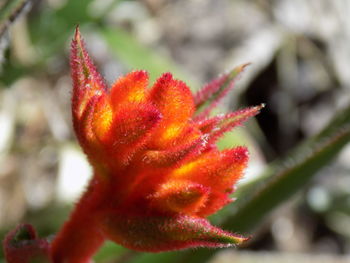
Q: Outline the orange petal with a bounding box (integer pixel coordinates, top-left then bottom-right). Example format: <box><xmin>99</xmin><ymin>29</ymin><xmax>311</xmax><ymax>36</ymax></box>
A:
<box><xmin>150</xmin><ymin>180</ymin><xmax>209</xmax><ymax>214</ymax></box>
<box><xmin>197</xmin><ymin>191</ymin><xmax>232</xmax><ymax>217</ymax></box>
<box><xmin>92</xmin><ymin>95</ymin><xmax>113</xmax><ymax>142</ymax></box>
<box><xmin>104</xmin><ymin>103</ymin><xmax>162</xmax><ymax>165</ymax></box>
<box><xmin>149</xmin><ymin>73</ymin><xmax>195</xmax><ymax>148</ymax></box>
<box><xmin>197</xmin><ymin>147</ymin><xmax>248</xmax><ymax>216</ymax></box>
<box><xmin>170</xmin><ymin>149</ymin><xmax>222</xmax><ymax>183</ymax></box>
<box><xmin>110</xmin><ymin>70</ymin><xmax>149</xmax><ymax>108</ymax></box>
<box><xmin>169</xmin><ymin>146</ymin><xmax>248</xmax><ymax>216</ymax></box>
<box><xmin>212</xmin><ymin>146</ymin><xmax>249</xmax><ymax>190</ymax></box>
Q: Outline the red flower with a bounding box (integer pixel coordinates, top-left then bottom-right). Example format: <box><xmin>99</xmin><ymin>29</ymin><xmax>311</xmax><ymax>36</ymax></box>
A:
<box><xmin>3</xmin><ymin>27</ymin><xmax>263</xmax><ymax>263</ymax></box>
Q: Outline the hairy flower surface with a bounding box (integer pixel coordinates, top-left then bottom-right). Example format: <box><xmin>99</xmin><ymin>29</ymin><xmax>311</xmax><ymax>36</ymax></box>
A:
<box><xmin>49</xmin><ymin>28</ymin><xmax>263</xmax><ymax>262</ymax></box>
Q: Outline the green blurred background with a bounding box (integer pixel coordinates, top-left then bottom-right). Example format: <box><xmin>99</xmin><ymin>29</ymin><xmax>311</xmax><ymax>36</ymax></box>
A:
<box><xmin>1</xmin><ymin>0</ymin><xmax>350</xmax><ymax>262</ymax></box>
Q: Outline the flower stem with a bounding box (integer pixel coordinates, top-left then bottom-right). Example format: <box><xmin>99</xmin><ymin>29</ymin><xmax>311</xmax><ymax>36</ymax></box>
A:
<box><xmin>50</xmin><ymin>174</ymin><xmax>108</xmax><ymax>263</ymax></box>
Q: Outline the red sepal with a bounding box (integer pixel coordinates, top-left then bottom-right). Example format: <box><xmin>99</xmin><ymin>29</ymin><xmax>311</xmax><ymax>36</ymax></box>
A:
<box><xmin>100</xmin><ymin>213</ymin><xmax>248</xmax><ymax>252</ymax></box>
<box><xmin>3</xmin><ymin>224</ymin><xmax>50</xmax><ymax>263</ymax></box>
<box><xmin>71</xmin><ymin>27</ymin><xmax>107</xmax><ymax>124</ymax></box>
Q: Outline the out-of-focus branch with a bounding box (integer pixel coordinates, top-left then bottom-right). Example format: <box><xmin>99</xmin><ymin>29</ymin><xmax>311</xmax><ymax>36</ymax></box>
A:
<box><xmin>0</xmin><ymin>0</ymin><xmax>31</xmax><ymax>65</ymax></box>
<box><xmin>0</xmin><ymin>0</ymin><xmax>31</xmax><ymax>38</ymax></box>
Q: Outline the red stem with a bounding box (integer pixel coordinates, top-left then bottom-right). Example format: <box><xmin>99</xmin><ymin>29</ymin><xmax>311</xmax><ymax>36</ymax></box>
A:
<box><xmin>50</xmin><ymin>174</ymin><xmax>108</xmax><ymax>263</ymax></box>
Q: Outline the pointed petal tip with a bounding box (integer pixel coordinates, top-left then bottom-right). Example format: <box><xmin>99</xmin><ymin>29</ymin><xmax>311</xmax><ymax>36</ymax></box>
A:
<box><xmin>259</xmin><ymin>102</ymin><xmax>266</xmax><ymax>109</ymax></box>
<box><xmin>71</xmin><ymin>26</ymin><xmax>88</xmax><ymax>55</ymax></box>
<box><xmin>74</xmin><ymin>25</ymin><xmax>80</xmax><ymax>38</ymax></box>
<box><xmin>236</xmin><ymin>62</ymin><xmax>251</xmax><ymax>72</ymax></box>
<box><xmin>213</xmin><ymin>231</ymin><xmax>249</xmax><ymax>246</ymax></box>
<box><xmin>247</xmin><ymin>103</ymin><xmax>265</xmax><ymax>118</ymax></box>
<box><xmin>71</xmin><ymin>26</ymin><xmax>84</xmax><ymax>55</ymax></box>
<box><xmin>73</xmin><ymin>25</ymin><xmax>83</xmax><ymax>47</ymax></box>
<box><xmin>152</xmin><ymin>72</ymin><xmax>174</xmax><ymax>86</ymax></box>
<box><xmin>250</xmin><ymin>103</ymin><xmax>265</xmax><ymax>116</ymax></box>
<box><xmin>161</xmin><ymin>72</ymin><xmax>173</xmax><ymax>80</ymax></box>
<box><xmin>132</xmin><ymin>69</ymin><xmax>149</xmax><ymax>79</ymax></box>
<box><xmin>227</xmin><ymin>63</ymin><xmax>251</xmax><ymax>78</ymax></box>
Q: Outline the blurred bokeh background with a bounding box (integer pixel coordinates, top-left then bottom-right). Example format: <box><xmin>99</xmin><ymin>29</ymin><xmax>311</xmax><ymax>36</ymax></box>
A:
<box><xmin>1</xmin><ymin>0</ymin><xmax>350</xmax><ymax>262</ymax></box>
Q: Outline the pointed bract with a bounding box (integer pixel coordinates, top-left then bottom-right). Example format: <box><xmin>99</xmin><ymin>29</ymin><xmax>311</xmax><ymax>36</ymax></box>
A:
<box><xmin>100</xmin><ymin>214</ymin><xmax>248</xmax><ymax>252</ymax></box>
<box><xmin>201</xmin><ymin>104</ymin><xmax>265</xmax><ymax>146</ymax></box>
<box><xmin>71</xmin><ymin>27</ymin><xmax>107</xmax><ymax>132</ymax></box>
<box><xmin>194</xmin><ymin>64</ymin><xmax>250</xmax><ymax>120</ymax></box>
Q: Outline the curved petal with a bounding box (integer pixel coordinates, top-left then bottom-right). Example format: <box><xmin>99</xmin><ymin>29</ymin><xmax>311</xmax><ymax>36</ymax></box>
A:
<box><xmin>149</xmin><ymin>180</ymin><xmax>210</xmax><ymax>214</ymax></box>
<box><xmin>110</xmin><ymin>70</ymin><xmax>149</xmax><ymax>108</ymax></box>
<box><xmin>149</xmin><ymin>73</ymin><xmax>195</xmax><ymax>148</ymax></box>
